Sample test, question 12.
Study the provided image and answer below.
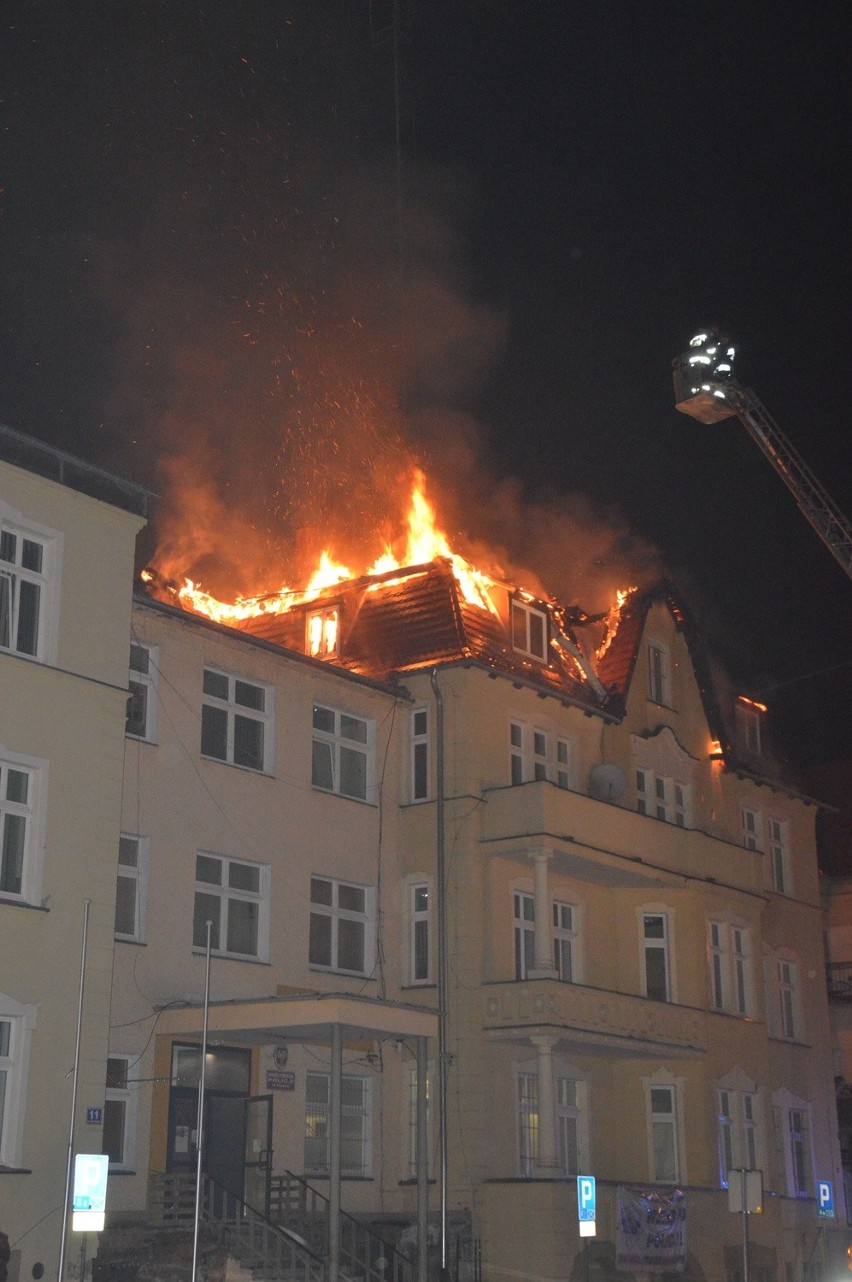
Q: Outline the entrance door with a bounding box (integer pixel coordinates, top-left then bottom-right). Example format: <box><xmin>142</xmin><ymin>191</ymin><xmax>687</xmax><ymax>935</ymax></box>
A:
<box><xmin>243</xmin><ymin>1095</ymin><xmax>273</xmax><ymax>1216</ymax></box>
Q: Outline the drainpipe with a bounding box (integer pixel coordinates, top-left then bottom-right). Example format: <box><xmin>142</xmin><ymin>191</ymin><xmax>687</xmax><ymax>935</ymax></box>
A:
<box><xmin>430</xmin><ymin>668</ymin><xmax>449</xmax><ymax>1279</ymax></box>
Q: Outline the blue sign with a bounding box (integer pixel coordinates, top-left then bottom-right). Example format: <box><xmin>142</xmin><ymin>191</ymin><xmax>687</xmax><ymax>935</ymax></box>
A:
<box><xmin>817</xmin><ymin>1180</ymin><xmax>835</xmax><ymax>1218</ymax></box>
<box><xmin>86</xmin><ymin>1107</ymin><xmax>102</xmax><ymax>1125</ymax></box>
<box><xmin>577</xmin><ymin>1175</ymin><xmax>596</xmax><ymax>1222</ymax></box>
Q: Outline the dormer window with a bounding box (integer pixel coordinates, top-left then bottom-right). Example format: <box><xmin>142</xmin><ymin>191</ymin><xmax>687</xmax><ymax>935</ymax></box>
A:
<box><xmin>307</xmin><ymin>606</ymin><xmax>340</xmax><ymax>660</ymax></box>
<box><xmin>511</xmin><ymin>599</ymin><xmax>548</xmax><ymax>663</ymax></box>
<box><xmin>735</xmin><ymin>697</ymin><xmax>765</xmax><ymax>755</ymax></box>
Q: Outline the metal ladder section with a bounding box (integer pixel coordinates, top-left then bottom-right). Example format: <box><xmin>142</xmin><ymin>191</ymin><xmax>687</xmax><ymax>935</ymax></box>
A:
<box><xmin>726</xmin><ymin>383</ymin><xmax>852</xmax><ymax>580</ymax></box>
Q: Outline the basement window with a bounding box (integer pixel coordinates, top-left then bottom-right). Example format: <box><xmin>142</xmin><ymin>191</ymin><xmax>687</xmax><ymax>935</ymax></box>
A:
<box><xmin>511</xmin><ymin>599</ymin><xmax>548</xmax><ymax>663</ymax></box>
<box><xmin>307</xmin><ymin>606</ymin><xmax>340</xmax><ymax>660</ymax></box>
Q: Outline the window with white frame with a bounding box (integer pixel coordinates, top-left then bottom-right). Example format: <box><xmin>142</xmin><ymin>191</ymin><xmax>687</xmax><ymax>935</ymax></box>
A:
<box><xmin>636</xmin><ymin>770</ymin><xmax>689</xmax><ymax>826</ymax></box>
<box><xmin>193</xmin><ymin>852</ymin><xmax>269</xmax><ymax>960</ymax></box>
<box><xmin>1</xmin><ymin>753</ymin><xmax>44</xmax><ymax>904</ymax></box>
<box><xmin>0</xmin><ymin>520</ymin><xmax>52</xmax><ymax>660</ymax></box>
<box><xmin>411</xmin><ymin>708</ymin><xmax>429</xmax><ymax>802</ymax></box>
<box><xmin>648</xmin><ymin>640</ymin><xmax>671</xmax><ymax>706</ymax></box>
<box><xmin>309</xmin><ymin>875</ymin><xmax>374</xmax><ymax>975</ymax></box>
<box><xmin>708</xmin><ymin>920</ymin><xmax>751</xmax><ymax>1015</ymax></box>
<box><xmin>717</xmin><ymin>1078</ymin><xmax>759</xmax><ymax>1187</ymax></box>
<box><xmin>773</xmin><ymin>1091</ymin><xmax>812</xmax><ymax>1197</ymax></box>
<box><xmin>305</xmin><ymin>1071</ymin><xmax>372</xmax><ymax>1176</ymax></box>
<box><xmin>514</xmin><ymin>891</ymin><xmax>535</xmax><ymax>979</ymax></box>
<box><xmin>509</xmin><ymin>720</ymin><xmax>572</xmax><ymax>789</ymax></box>
<box><xmin>115</xmin><ymin>834</ymin><xmax>147</xmax><ymax>942</ymax></box>
<box><xmin>742</xmin><ymin>807</ymin><xmax>762</xmax><ymax>852</ymax></box>
<box><xmin>306</xmin><ymin>606</ymin><xmax>340</xmax><ymax>660</ymax></box>
<box><xmin>517</xmin><ymin>1060</ymin><xmax>587</xmax><ymax>1178</ymax></box>
<box><xmin>201</xmin><ymin>668</ymin><xmax>271</xmax><ymax>772</ymax></box>
<box><xmin>409</xmin><ymin>881</ymin><xmax>431</xmax><ymax>984</ymax></box>
<box><xmin>553</xmin><ymin>901</ymin><xmax>578</xmax><ymax>983</ymax></box>
<box><xmin>312</xmin><ymin>705</ymin><xmax>373</xmax><ymax>802</ymax></box>
<box><xmin>406</xmin><ymin>1060</ymin><xmax>433</xmax><ymax>1178</ymax></box>
<box><xmin>511</xmin><ymin>599</ymin><xmax>548</xmax><ymax>663</ymax></box>
<box><xmin>642</xmin><ymin>913</ymin><xmax>671</xmax><ymax>1002</ymax></box>
<box><xmin>646</xmin><ymin>1077</ymin><xmax>683</xmax><ymax>1183</ymax></box>
<box><xmin>0</xmin><ymin>994</ymin><xmax>37</xmax><ymax>1168</ymax></box>
<box><xmin>126</xmin><ymin>642</ymin><xmax>157</xmax><ymax>741</ymax></box>
<box><xmin>735</xmin><ymin>699</ymin><xmax>764</xmax><ymax>755</ymax></box>
<box><xmin>768</xmin><ymin>818</ymin><xmax>791</xmax><ymax>895</ymax></box>
<box><xmin>103</xmin><ymin>1054</ymin><xmax>136</xmax><ymax>1171</ymax></box>
<box><xmin>769</xmin><ymin>956</ymin><xmax>801</xmax><ymax>1041</ymax></box>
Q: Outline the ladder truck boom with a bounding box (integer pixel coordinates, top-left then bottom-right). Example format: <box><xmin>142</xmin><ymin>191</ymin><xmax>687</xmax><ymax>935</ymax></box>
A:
<box><xmin>673</xmin><ymin>330</ymin><xmax>852</xmax><ymax>581</ymax></box>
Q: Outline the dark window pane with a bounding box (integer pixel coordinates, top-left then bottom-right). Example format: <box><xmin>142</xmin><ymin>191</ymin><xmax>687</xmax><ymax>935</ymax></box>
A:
<box><xmin>227</xmin><ymin>899</ymin><xmax>258</xmax><ymax>955</ymax></box>
<box><xmin>413</xmin><ymin>710</ymin><xmax>427</xmax><ymax>737</ymax></box>
<box><xmin>338</xmin><ymin>883</ymin><xmax>365</xmax><ymax>913</ymax></box>
<box><xmin>196</xmin><ymin>855</ymin><xmax>222</xmax><ymax>885</ymax></box>
<box><xmin>114</xmin><ymin>875</ymin><xmax>137</xmax><ymax>936</ymax></box>
<box><xmin>129</xmin><ymin>644</ymin><xmax>149</xmax><ymax>675</ymax></box>
<box><xmin>645</xmin><ymin>948</ymin><xmax>668</xmax><ymax>1001</ymax></box>
<box><xmin>644</xmin><ymin>915</ymin><xmax>665</xmax><ymax>939</ymax></box>
<box><xmin>118</xmin><ymin>837</ymin><xmax>138</xmax><ymax>868</ymax></box>
<box><xmin>193</xmin><ymin>892</ymin><xmax>220</xmax><ymax>949</ymax></box>
<box><xmin>310</xmin><ymin>877</ymin><xmax>332</xmax><ymax>905</ymax></box>
<box><xmin>338</xmin><ymin>917</ymin><xmax>365</xmax><ymax>972</ymax></box>
<box><xmin>17</xmin><ymin>580</ymin><xmax>40</xmax><ymax>654</ymax></box>
<box><xmin>414</xmin><ymin>919</ymin><xmax>429</xmax><ymax>980</ymax></box>
<box><xmin>413</xmin><ymin>741</ymin><xmax>428</xmax><ymax>798</ymax></box>
<box><xmin>0</xmin><ymin>532</ymin><xmax>15</xmax><ymax>562</ymax></box>
<box><xmin>106</xmin><ymin>1057</ymin><xmax>128</xmax><ymax>1089</ymax></box>
<box><xmin>1</xmin><ymin>815</ymin><xmax>26</xmax><ymax>894</ymax></box>
<box><xmin>511</xmin><ymin>603</ymin><xmax>526</xmax><ymax>649</ymax></box>
<box><xmin>203</xmin><ymin>669</ymin><xmax>228</xmax><ymax>699</ymax></box>
<box><xmin>126</xmin><ymin>681</ymin><xmax>148</xmax><ymax>737</ymax></box>
<box><xmin>235</xmin><ymin>680</ymin><xmax>264</xmax><ymax>711</ymax></box>
<box><xmin>340</xmin><ymin>714</ymin><xmax>367</xmax><ymax>744</ymax></box>
<box><xmin>6</xmin><ymin>769</ymin><xmax>28</xmax><ymax>803</ymax></box>
<box><xmin>229</xmin><ymin>861</ymin><xmax>259</xmax><ymax>892</ymax></box>
<box><xmin>312</xmin><ymin>739</ymin><xmax>334</xmax><ymax>790</ymax></box>
<box><xmin>233</xmin><ymin>714</ymin><xmax>263</xmax><ymax>770</ymax></box>
<box><xmin>313</xmin><ymin>705</ymin><xmax>335</xmax><ymax>734</ymax></box>
<box><xmin>201</xmin><ymin>704</ymin><xmax>228</xmax><ymax>760</ymax></box>
<box><xmin>339</xmin><ymin>745</ymin><xmax>366</xmax><ymax>799</ymax></box>
<box><xmin>309</xmin><ymin>911</ymin><xmax>331</xmax><ymax>966</ymax></box>
<box><xmin>21</xmin><ymin>539</ymin><xmax>43</xmax><ymax>572</ymax></box>
<box><xmin>102</xmin><ymin>1098</ymin><xmax>126</xmax><ymax>1165</ymax></box>
<box><xmin>0</xmin><ymin>574</ymin><xmax>10</xmax><ymax>648</ymax></box>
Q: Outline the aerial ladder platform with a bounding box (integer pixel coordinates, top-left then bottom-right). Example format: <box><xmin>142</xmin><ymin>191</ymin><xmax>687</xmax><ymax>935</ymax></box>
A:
<box><xmin>672</xmin><ymin>329</ymin><xmax>852</xmax><ymax>581</ymax></box>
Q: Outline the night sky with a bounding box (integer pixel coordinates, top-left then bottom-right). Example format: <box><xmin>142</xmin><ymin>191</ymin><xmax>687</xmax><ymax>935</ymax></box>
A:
<box><xmin>2</xmin><ymin>1</ymin><xmax>850</xmax><ymax>769</ymax></box>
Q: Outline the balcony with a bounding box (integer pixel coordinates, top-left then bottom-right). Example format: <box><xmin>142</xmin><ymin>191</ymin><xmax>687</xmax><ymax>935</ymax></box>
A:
<box><xmin>483</xmin><ymin>977</ymin><xmax>706</xmax><ymax>1058</ymax></box>
<box><xmin>827</xmin><ymin>962</ymin><xmax>852</xmax><ymax>998</ymax></box>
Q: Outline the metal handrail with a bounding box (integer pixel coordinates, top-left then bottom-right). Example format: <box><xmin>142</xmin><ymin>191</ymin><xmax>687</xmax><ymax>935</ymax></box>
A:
<box><xmin>203</xmin><ymin>1174</ymin><xmax>326</xmax><ymax>1281</ymax></box>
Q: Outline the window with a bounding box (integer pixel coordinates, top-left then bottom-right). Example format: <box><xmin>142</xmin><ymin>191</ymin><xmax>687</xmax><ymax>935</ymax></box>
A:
<box><xmin>509</xmin><ymin>720</ymin><xmax>572</xmax><ymax>788</ymax></box>
<box><xmin>768</xmin><ymin>818</ymin><xmax>791</xmax><ymax>895</ymax></box>
<box><xmin>642</xmin><ymin>913</ymin><xmax>671</xmax><ymax>1002</ymax></box>
<box><xmin>742</xmin><ymin>807</ymin><xmax>762</xmax><ymax>852</ymax></box>
<box><xmin>517</xmin><ymin>1063</ymin><xmax>586</xmax><ymax>1177</ymax></box>
<box><xmin>411</xmin><ymin>708</ymin><xmax>429</xmax><ymax>802</ymax></box>
<box><xmin>201</xmin><ymin>668</ymin><xmax>271</xmax><ymax>772</ymax></box>
<box><xmin>0</xmin><ymin>523</ymin><xmax>49</xmax><ymax>659</ymax></box>
<box><xmin>307</xmin><ymin>606</ymin><xmax>339</xmax><ymax>659</ymax></box>
<box><xmin>646</xmin><ymin>1080</ymin><xmax>682</xmax><ymax>1182</ymax></box>
<box><xmin>407</xmin><ymin>1061</ymin><xmax>433</xmax><ymax>1178</ymax></box>
<box><xmin>511</xmin><ymin>599</ymin><xmax>548</xmax><ymax>662</ymax></box>
<box><xmin>409</xmin><ymin>881</ymin><xmax>431</xmax><ymax>984</ymax></box>
<box><xmin>773</xmin><ymin>1092</ymin><xmax>812</xmax><ymax>1198</ymax></box>
<box><xmin>305</xmin><ymin>1071</ymin><xmax>372</xmax><ymax>1176</ymax></box>
<box><xmin>193</xmin><ymin>852</ymin><xmax>268</xmax><ymax>960</ymax></box>
<box><xmin>735</xmin><ymin>699</ymin><xmax>764</xmax><ymax>755</ymax></box>
<box><xmin>717</xmin><ymin>1082</ymin><xmax>759</xmax><ymax>1186</ymax></box>
<box><xmin>772</xmin><ymin>957</ymin><xmax>800</xmax><ymax>1041</ymax></box>
<box><xmin>312</xmin><ymin>705</ymin><xmax>373</xmax><ymax>802</ymax></box>
<box><xmin>310</xmin><ymin>876</ymin><xmax>374</xmax><ymax>975</ymax></box>
<box><xmin>126</xmin><ymin>643</ymin><xmax>157</xmax><ymax>741</ymax></box>
<box><xmin>514</xmin><ymin>891</ymin><xmax>535</xmax><ymax>980</ymax></box>
<box><xmin>648</xmin><ymin>641</ymin><xmax>670</xmax><ymax>706</ymax></box>
<box><xmin>103</xmin><ymin>1055</ymin><xmax>136</xmax><ymax>1171</ymax></box>
<box><xmin>636</xmin><ymin>770</ymin><xmax>689</xmax><ymax>826</ymax></box>
<box><xmin>1</xmin><ymin>754</ymin><xmax>44</xmax><ymax>904</ymax></box>
<box><xmin>0</xmin><ymin>994</ymin><xmax>37</xmax><ymax>1167</ymax></box>
<box><xmin>553</xmin><ymin>901</ymin><xmax>577</xmax><ymax>983</ymax></box>
<box><xmin>115</xmin><ymin>834</ymin><xmax>147</xmax><ymax>942</ymax></box>
<box><xmin>708</xmin><ymin>921</ymin><xmax>751</xmax><ymax>1015</ymax></box>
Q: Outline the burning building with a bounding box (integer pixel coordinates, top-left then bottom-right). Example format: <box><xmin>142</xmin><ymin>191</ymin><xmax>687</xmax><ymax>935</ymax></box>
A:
<box><xmin>2</xmin><ymin>430</ymin><xmax>846</xmax><ymax>1282</ymax></box>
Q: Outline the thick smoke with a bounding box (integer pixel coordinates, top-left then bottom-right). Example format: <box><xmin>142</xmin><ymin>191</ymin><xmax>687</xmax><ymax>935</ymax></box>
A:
<box><xmin>63</xmin><ymin>4</ymin><xmax>661</xmax><ymax>609</ymax></box>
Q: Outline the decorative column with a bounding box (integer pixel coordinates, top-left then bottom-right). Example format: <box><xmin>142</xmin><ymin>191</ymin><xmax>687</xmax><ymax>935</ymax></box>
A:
<box><xmin>532</xmin><ymin>1033</ymin><xmax>560</xmax><ymax>1174</ymax></box>
<box><xmin>529</xmin><ymin>847</ymin><xmax>557</xmax><ymax>979</ymax></box>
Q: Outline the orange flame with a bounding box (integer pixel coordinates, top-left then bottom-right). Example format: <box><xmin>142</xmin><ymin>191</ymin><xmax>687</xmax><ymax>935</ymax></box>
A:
<box><xmin>595</xmin><ymin>584</ymin><xmax>638</xmax><ymax>659</ymax></box>
<box><xmin>161</xmin><ymin>469</ymin><xmax>499</xmax><ymax>625</ymax></box>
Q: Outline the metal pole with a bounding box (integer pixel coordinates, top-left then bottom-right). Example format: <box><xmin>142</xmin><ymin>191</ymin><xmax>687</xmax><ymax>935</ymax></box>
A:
<box><xmin>416</xmin><ymin>1036</ymin><xmax>429</xmax><ymax>1282</ymax></box>
<box><xmin>430</xmin><ymin>669</ymin><xmax>449</xmax><ymax>1279</ymax></box>
<box><xmin>57</xmin><ymin>898</ymin><xmax>91</xmax><ymax>1282</ymax></box>
<box><xmin>329</xmin><ymin>1023</ymin><xmax>342</xmax><ymax>1281</ymax></box>
<box><xmin>741</xmin><ymin>1169</ymin><xmax>749</xmax><ymax>1282</ymax></box>
<box><xmin>191</xmin><ymin>921</ymin><xmax>213</xmax><ymax>1282</ymax></box>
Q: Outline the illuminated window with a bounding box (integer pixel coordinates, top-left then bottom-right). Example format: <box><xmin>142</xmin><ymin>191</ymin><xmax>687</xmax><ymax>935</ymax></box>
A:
<box><xmin>193</xmin><ymin>852</ymin><xmax>269</xmax><ymax>960</ymax></box>
<box><xmin>312</xmin><ymin>705</ymin><xmax>374</xmax><ymax>802</ymax></box>
<box><xmin>126</xmin><ymin>642</ymin><xmax>158</xmax><ymax>741</ymax></box>
<box><xmin>115</xmin><ymin>834</ymin><xmax>148</xmax><ymax>942</ymax></box>
<box><xmin>305</xmin><ymin>1072</ymin><xmax>372</xmax><ymax>1176</ymax></box>
<box><xmin>309</xmin><ymin>875</ymin><xmax>374</xmax><ymax>975</ymax></box>
<box><xmin>511</xmin><ymin>599</ymin><xmax>548</xmax><ymax>662</ymax></box>
<box><xmin>306</xmin><ymin>606</ymin><xmax>339</xmax><ymax>659</ymax></box>
<box><xmin>201</xmin><ymin>668</ymin><xmax>271</xmax><ymax>772</ymax></box>
<box><xmin>103</xmin><ymin>1055</ymin><xmax>136</xmax><ymax>1171</ymax></box>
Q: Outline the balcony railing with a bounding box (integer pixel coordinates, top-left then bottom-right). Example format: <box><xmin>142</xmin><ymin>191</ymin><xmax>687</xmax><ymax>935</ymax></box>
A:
<box><xmin>827</xmin><ymin>962</ymin><xmax>852</xmax><ymax>998</ymax></box>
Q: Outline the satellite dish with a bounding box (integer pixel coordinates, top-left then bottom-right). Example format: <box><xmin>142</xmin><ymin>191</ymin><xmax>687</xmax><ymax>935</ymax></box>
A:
<box><xmin>588</xmin><ymin>763</ymin><xmax>627</xmax><ymax>802</ymax></box>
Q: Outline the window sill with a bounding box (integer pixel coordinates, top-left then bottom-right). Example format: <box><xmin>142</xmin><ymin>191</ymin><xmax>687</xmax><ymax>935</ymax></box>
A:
<box><xmin>309</xmin><ymin>965</ymin><xmax>375</xmax><ymax>982</ymax></box>
<box><xmin>115</xmin><ymin>937</ymin><xmax>147</xmax><ymax>947</ymax></box>
<box><xmin>192</xmin><ymin>949</ymin><xmax>271</xmax><ymax>966</ymax></box>
<box><xmin>0</xmin><ymin>1164</ymin><xmax>32</xmax><ymax>1174</ymax></box>
<box><xmin>304</xmin><ymin>1174</ymin><xmax>374</xmax><ymax>1182</ymax></box>
<box><xmin>200</xmin><ymin>754</ymin><xmax>273</xmax><ymax>778</ymax></box>
<box><xmin>125</xmin><ymin>733</ymin><xmax>156</xmax><ymax>745</ymax></box>
<box><xmin>0</xmin><ymin>896</ymin><xmax>49</xmax><ymax>913</ymax></box>
<box><xmin>311</xmin><ymin>786</ymin><xmax>377</xmax><ymax>808</ymax></box>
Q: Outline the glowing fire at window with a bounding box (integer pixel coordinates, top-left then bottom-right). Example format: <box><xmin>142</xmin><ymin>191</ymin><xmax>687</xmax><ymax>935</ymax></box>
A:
<box><xmin>308</xmin><ymin>607</ymin><xmax>339</xmax><ymax>659</ymax></box>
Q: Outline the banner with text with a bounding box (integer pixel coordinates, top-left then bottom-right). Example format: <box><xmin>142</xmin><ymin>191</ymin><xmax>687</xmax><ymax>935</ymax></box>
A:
<box><xmin>616</xmin><ymin>1185</ymin><xmax>686</xmax><ymax>1273</ymax></box>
